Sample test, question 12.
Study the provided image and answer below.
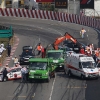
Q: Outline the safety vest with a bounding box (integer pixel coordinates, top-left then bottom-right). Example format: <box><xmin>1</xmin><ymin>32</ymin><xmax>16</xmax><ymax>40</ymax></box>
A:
<box><xmin>37</xmin><ymin>45</ymin><xmax>42</xmax><ymax>51</ymax></box>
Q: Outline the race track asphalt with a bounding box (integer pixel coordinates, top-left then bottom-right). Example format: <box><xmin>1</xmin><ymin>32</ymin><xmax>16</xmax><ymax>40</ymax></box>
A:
<box><xmin>0</xmin><ymin>17</ymin><xmax>99</xmax><ymax>100</ymax></box>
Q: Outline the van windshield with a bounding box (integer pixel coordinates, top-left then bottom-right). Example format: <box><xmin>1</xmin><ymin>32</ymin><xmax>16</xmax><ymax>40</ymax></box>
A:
<box><xmin>29</xmin><ymin>62</ymin><xmax>47</xmax><ymax>70</ymax></box>
<box><xmin>81</xmin><ymin>62</ymin><xmax>96</xmax><ymax>68</ymax></box>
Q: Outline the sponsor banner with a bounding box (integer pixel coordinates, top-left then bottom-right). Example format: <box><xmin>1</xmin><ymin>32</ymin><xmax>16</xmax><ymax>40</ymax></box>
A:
<box><xmin>80</xmin><ymin>0</ymin><xmax>94</xmax><ymax>9</ymax></box>
<box><xmin>55</xmin><ymin>0</ymin><xmax>68</xmax><ymax>8</ymax></box>
<box><xmin>36</xmin><ymin>0</ymin><xmax>54</xmax><ymax>2</ymax></box>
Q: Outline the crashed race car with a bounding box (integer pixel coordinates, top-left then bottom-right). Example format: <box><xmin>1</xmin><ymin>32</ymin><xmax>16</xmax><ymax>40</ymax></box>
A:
<box><xmin>0</xmin><ymin>67</ymin><xmax>22</xmax><ymax>81</ymax></box>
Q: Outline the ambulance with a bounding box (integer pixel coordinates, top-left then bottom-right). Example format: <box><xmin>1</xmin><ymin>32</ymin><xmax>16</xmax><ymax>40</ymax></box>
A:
<box><xmin>64</xmin><ymin>53</ymin><xmax>99</xmax><ymax>79</ymax></box>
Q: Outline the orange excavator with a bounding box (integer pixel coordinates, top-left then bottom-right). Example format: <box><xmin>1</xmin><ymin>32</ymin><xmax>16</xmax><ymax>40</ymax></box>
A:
<box><xmin>53</xmin><ymin>32</ymin><xmax>84</xmax><ymax>53</ymax></box>
<box><xmin>53</xmin><ymin>32</ymin><xmax>77</xmax><ymax>49</ymax></box>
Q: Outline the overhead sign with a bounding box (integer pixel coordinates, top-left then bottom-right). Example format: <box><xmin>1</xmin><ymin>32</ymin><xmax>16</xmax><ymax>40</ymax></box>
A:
<box><xmin>80</xmin><ymin>0</ymin><xmax>94</xmax><ymax>9</ymax></box>
<box><xmin>36</xmin><ymin>0</ymin><xmax>54</xmax><ymax>2</ymax></box>
<box><xmin>55</xmin><ymin>0</ymin><xmax>68</xmax><ymax>9</ymax></box>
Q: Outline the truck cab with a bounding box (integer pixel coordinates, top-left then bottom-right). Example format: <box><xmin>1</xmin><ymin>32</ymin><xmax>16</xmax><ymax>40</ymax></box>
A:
<box><xmin>64</xmin><ymin>53</ymin><xmax>99</xmax><ymax>79</ymax></box>
<box><xmin>46</xmin><ymin>50</ymin><xmax>64</xmax><ymax>71</ymax></box>
<box><xmin>28</xmin><ymin>58</ymin><xmax>57</xmax><ymax>82</ymax></box>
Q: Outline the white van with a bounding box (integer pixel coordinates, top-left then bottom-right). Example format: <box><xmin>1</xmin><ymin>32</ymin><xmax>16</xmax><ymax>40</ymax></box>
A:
<box><xmin>64</xmin><ymin>53</ymin><xmax>99</xmax><ymax>79</ymax></box>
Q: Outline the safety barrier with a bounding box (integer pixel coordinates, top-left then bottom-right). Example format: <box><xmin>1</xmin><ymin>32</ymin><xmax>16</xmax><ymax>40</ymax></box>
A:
<box><xmin>0</xmin><ymin>25</ymin><xmax>14</xmax><ymax>38</ymax></box>
<box><xmin>0</xmin><ymin>8</ymin><xmax>100</xmax><ymax>30</ymax></box>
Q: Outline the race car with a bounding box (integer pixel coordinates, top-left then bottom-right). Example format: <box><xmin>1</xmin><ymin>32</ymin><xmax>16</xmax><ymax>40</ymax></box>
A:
<box><xmin>0</xmin><ymin>67</ymin><xmax>22</xmax><ymax>81</ymax></box>
<box><xmin>23</xmin><ymin>46</ymin><xmax>33</xmax><ymax>52</ymax></box>
<box><xmin>19</xmin><ymin>46</ymin><xmax>34</xmax><ymax>65</ymax></box>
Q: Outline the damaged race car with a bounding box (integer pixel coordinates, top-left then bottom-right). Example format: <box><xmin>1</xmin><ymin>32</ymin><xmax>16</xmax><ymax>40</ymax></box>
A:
<box><xmin>0</xmin><ymin>67</ymin><xmax>22</xmax><ymax>81</ymax></box>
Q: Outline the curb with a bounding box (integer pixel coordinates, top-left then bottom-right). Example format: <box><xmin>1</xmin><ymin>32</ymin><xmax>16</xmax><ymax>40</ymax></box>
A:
<box><xmin>2</xmin><ymin>35</ymin><xmax>19</xmax><ymax>66</ymax></box>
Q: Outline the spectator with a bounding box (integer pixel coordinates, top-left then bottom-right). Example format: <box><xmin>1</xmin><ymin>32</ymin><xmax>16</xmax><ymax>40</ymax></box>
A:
<box><xmin>80</xmin><ymin>46</ymin><xmax>85</xmax><ymax>54</ymax></box>
<box><xmin>6</xmin><ymin>43</ymin><xmax>11</xmax><ymax>57</ymax></box>
<box><xmin>92</xmin><ymin>51</ymin><xmax>97</xmax><ymax>64</ymax></box>
<box><xmin>37</xmin><ymin>43</ymin><xmax>43</xmax><ymax>55</ymax></box>
<box><xmin>21</xmin><ymin>66</ymin><xmax>27</xmax><ymax>82</ymax></box>
<box><xmin>89</xmin><ymin>44</ymin><xmax>93</xmax><ymax>55</ymax></box>
<box><xmin>1</xmin><ymin>45</ymin><xmax>6</xmax><ymax>51</ymax></box>
<box><xmin>91</xmin><ymin>44</ymin><xmax>94</xmax><ymax>51</ymax></box>
<box><xmin>12</xmin><ymin>56</ymin><xmax>18</xmax><ymax>66</ymax></box>
<box><xmin>0</xmin><ymin>46</ymin><xmax>3</xmax><ymax>54</ymax></box>
<box><xmin>80</xmin><ymin>28</ymin><xmax>86</xmax><ymax>38</ymax></box>
<box><xmin>41</xmin><ymin>47</ymin><xmax>45</xmax><ymax>58</ymax></box>
<box><xmin>2</xmin><ymin>68</ymin><xmax>8</xmax><ymax>82</ymax></box>
<box><xmin>25</xmin><ymin>66</ymin><xmax>29</xmax><ymax>81</ymax></box>
<box><xmin>1</xmin><ymin>42</ymin><xmax>4</xmax><ymax>47</ymax></box>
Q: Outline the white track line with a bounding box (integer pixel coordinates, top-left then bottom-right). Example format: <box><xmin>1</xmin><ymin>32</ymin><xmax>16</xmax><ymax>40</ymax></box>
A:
<box><xmin>49</xmin><ymin>74</ymin><xmax>56</xmax><ymax>100</ymax></box>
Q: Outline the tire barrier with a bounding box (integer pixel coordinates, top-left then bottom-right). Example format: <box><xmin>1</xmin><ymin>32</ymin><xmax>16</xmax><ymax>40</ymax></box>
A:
<box><xmin>0</xmin><ymin>8</ymin><xmax>100</xmax><ymax>29</ymax></box>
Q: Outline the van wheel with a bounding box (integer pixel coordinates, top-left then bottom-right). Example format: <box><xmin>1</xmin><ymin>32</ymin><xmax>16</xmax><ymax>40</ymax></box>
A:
<box><xmin>81</xmin><ymin>75</ymin><xmax>85</xmax><ymax>80</ymax></box>
<box><xmin>68</xmin><ymin>71</ymin><xmax>72</xmax><ymax>77</ymax></box>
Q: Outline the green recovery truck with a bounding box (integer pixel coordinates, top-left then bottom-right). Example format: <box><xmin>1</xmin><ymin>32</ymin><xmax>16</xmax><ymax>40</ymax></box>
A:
<box><xmin>28</xmin><ymin>58</ymin><xmax>57</xmax><ymax>82</ymax></box>
<box><xmin>46</xmin><ymin>49</ymin><xmax>65</xmax><ymax>71</ymax></box>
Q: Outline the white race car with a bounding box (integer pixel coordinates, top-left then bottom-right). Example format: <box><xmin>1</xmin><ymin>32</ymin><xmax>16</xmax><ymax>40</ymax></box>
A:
<box><xmin>0</xmin><ymin>67</ymin><xmax>22</xmax><ymax>81</ymax></box>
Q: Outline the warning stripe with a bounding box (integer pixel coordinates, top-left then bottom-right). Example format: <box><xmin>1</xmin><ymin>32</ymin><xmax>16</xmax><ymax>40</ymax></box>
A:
<box><xmin>0</xmin><ymin>8</ymin><xmax>99</xmax><ymax>29</ymax></box>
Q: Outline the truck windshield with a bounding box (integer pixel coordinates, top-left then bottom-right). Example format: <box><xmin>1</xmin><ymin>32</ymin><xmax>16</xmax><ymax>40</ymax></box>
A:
<box><xmin>81</xmin><ymin>62</ymin><xmax>96</xmax><ymax>68</ymax></box>
<box><xmin>29</xmin><ymin>62</ymin><xmax>47</xmax><ymax>70</ymax></box>
<box><xmin>48</xmin><ymin>52</ymin><xmax>63</xmax><ymax>59</ymax></box>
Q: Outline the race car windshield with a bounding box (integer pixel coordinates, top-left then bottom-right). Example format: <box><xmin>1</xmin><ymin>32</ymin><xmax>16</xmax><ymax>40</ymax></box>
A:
<box><xmin>30</xmin><ymin>62</ymin><xmax>47</xmax><ymax>70</ymax></box>
<box><xmin>81</xmin><ymin>62</ymin><xmax>96</xmax><ymax>68</ymax></box>
<box><xmin>48</xmin><ymin>52</ymin><xmax>63</xmax><ymax>59</ymax></box>
<box><xmin>22</xmin><ymin>52</ymin><xmax>33</xmax><ymax>57</ymax></box>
